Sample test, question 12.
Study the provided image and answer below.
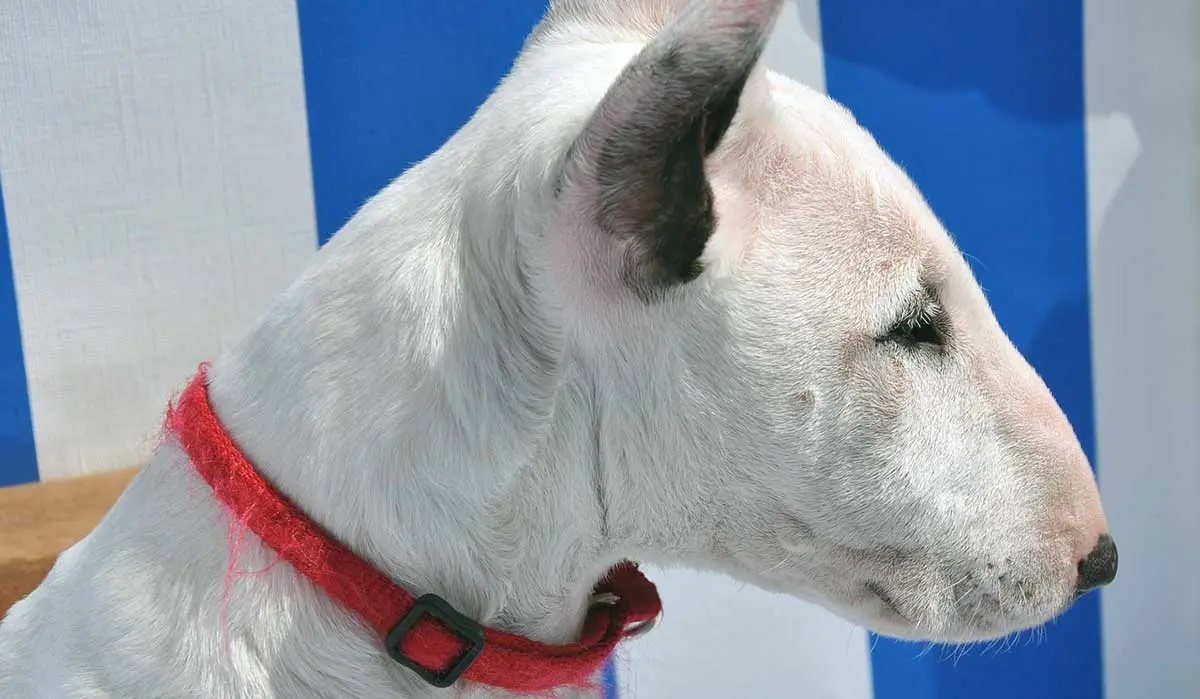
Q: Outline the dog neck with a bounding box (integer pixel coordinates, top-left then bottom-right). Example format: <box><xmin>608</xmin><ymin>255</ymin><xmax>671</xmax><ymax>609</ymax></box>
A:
<box><xmin>201</xmin><ymin>126</ymin><xmax>623</xmax><ymax>662</ymax></box>
<box><xmin>193</xmin><ymin>266</ymin><xmax>604</xmax><ymax>697</ymax></box>
<box><xmin>191</xmin><ymin>37</ymin><xmax>672</xmax><ymax>696</ymax></box>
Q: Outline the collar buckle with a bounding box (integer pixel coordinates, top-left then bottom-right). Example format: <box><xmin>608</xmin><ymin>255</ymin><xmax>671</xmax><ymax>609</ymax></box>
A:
<box><xmin>385</xmin><ymin>594</ymin><xmax>486</xmax><ymax>688</ymax></box>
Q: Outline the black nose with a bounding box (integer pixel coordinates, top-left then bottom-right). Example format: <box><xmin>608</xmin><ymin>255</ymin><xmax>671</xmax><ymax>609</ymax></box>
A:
<box><xmin>1076</xmin><ymin>534</ymin><xmax>1118</xmax><ymax>595</ymax></box>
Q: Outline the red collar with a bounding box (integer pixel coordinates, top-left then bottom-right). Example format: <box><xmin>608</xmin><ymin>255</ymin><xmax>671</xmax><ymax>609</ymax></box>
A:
<box><xmin>167</xmin><ymin>365</ymin><xmax>661</xmax><ymax>691</ymax></box>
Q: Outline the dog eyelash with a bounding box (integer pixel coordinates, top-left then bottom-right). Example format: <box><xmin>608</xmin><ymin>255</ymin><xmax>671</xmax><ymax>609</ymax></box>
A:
<box><xmin>882</xmin><ymin>301</ymin><xmax>945</xmax><ymax>349</ymax></box>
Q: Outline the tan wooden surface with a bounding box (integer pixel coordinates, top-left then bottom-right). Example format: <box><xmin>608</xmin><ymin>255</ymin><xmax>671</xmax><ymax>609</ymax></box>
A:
<box><xmin>0</xmin><ymin>468</ymin><xmax>138</xmax><ymax>616</ymax></box>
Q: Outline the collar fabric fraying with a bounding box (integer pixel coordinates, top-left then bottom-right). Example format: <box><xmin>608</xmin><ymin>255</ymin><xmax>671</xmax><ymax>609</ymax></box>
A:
<box><xmin>167</xmin><ymin>364</ymin><xmax>661</xmax><ymax>691</ymax></box>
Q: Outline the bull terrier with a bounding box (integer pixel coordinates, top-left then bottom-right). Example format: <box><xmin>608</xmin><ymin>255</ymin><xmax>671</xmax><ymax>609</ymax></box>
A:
<box><xmin>0</xmin><ymin>0</ymin><xmax>1116</xmax><ymax>696</ymax></box>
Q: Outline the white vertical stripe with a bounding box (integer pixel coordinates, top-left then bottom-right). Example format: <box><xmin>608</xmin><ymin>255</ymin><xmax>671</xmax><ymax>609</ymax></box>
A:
<box><xmin>1085</xmin><ymin>3</ymin><xmax>1200</xmax><ymax>697</ymax></box>
<box><xmin>619</xmin><ymin>568</ymin><xmax>874</xmax><ymax>699</ymax></box>
<box><xmin>763</xmin><ymin>0</ymin><xmax>826</xmax><ymax>94</ymax></box>
<box><xmin>619</xmin><ymin>4</ymin><xmax>873</xmax><ymax>698</ymax></box>
<box><xmin>0</xmin><ymin>0</ymin><xmax>317</xmax><ymax>479</ymax></box>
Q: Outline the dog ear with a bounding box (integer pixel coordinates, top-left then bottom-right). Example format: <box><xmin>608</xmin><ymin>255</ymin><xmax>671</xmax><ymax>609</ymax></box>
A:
<box><xmin>561</xmin><ymin>0</ymin><xmax>784</xmax><ymax>300</ymax></box>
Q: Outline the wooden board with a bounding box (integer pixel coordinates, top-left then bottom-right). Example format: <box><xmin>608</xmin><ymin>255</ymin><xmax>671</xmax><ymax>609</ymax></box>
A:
<box><xmin>0</xmin><ymin>468</ymin><xmax>138</xmax><ymax>616</ymax></box>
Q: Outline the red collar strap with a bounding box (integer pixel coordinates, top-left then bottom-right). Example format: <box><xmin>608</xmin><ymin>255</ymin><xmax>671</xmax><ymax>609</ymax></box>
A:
<box><xmin>167</xmin><ymin>365</ymin><xmax>661</xmax><ymax>691</ymax></box>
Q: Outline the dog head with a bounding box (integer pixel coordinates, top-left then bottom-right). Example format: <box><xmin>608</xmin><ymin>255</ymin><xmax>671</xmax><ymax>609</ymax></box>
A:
<box><xmin>506</xmin><ymin>0</ymin><xmax>1116</xmax><ymax>643</ymax></box>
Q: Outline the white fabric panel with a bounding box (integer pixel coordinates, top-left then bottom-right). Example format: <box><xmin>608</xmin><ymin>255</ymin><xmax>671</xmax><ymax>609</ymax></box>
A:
<box><xmin>0</xmin><ymin>0</ymin><xmax>317</xmax><ymax>479</ymax></box>
<box><xmin>616</xmin><ymin>4</ymin><xmax>874</xmax><ymax>698</ymax></box>
<box><xmin>763</xmin><ymin>0</ymin><xmax>826</xmax><ymax>94</ymax></box>
<box><xmin>1085</xmin><ymin>3</ymin><xmax>1200</xmax><ymax>697</ymax></box>
<box><xmin>618</xmin><ymin>568</ymin><xmax>874</xmax><ymax>699</ymax></box>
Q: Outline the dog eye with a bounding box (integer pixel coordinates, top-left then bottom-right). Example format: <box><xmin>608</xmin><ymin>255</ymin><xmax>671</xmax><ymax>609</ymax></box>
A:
<box><xmin>882</xmin><ymin>305</ymin><xmax>945</xmax><ymax>349</ymax></box>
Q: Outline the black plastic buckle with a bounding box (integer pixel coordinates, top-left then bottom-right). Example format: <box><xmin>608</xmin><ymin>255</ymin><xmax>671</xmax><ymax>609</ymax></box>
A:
<box><xmin>385</xmin><ymin>594</ymin><xmax>486</xmax><ymax>689</ymax></box>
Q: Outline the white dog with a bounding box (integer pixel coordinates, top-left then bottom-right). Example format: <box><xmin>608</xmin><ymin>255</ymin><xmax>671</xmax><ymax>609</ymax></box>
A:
<box><xmin>0</xmin><ymin>0</ymin><xmax>1117</xmax><ymax>696</ymax></box>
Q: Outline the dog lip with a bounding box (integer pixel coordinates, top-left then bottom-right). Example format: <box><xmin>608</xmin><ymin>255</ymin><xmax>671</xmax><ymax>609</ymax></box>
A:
<box><xmin>864</xmin><ymin>581</ymin><xmax>908</xmax><ymax>621</ymax></box>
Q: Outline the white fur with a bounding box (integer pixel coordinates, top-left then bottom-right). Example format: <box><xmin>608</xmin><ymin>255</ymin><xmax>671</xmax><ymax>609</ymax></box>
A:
<box><xmin>0</xmin><ymin>1</ymin><xmax>1110</xmax><ymax>696</ymax></box>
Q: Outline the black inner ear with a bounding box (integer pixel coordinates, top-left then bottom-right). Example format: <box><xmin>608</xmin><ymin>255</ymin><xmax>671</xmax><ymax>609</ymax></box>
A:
<box><xmin>673</xmin><ymin>78</ymin><xmax>749</xmax><ymax>267</ymax></box>
<box><xmin>593</xmin><ymin>68</ymin><xmax>754</xmax><ymax>299</ymax></box>
<box><xmin>702</xmin><ymin>72</ymin><xmax>750</xmax><ymax>154</ymax></box>
<box><xmin>633</xmin><ymin>118</ymin><xmax>715</xmax><ymax>292</ymax></box>
<box><xmin>629</xmin><ymin>74</ymin><xmax>748</xmax><ymax>292</ymax></box>
<box><xmin>560</xmin><ymin>0</ymin><xmax>785</xmax><ymax>301</ymax></box>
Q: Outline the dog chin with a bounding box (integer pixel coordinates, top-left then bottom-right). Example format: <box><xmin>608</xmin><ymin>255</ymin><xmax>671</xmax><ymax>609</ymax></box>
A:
<box><xmin>722</xmin><ymin>544</ymin><xmax>1076</xmax><ymax>644</ymax></box>
<box><xmin>851</xmin><ymin>582</ymin><xmax>1079</xmax><ymax>644</ymax></box>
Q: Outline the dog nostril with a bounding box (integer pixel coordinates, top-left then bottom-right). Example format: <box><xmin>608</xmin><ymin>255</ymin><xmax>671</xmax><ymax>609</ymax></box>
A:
<box><xmin>1075</xmin><ymin>534</ymin><xmax>1118</xmax><ymax>595</ymax></box>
